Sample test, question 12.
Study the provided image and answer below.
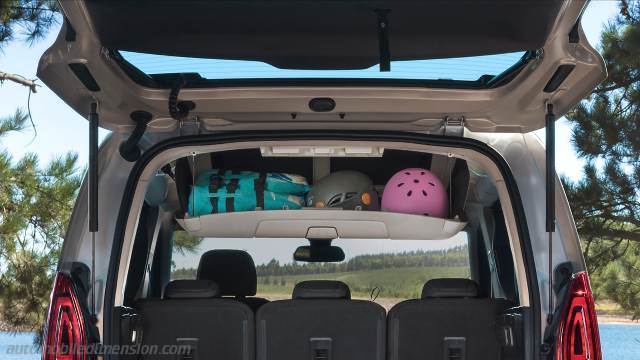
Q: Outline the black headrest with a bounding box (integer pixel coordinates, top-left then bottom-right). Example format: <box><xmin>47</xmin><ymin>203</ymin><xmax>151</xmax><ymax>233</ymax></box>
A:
<box><xmin>163</xmin><ymin>280</ymin><xmax>221</xmax><ymax>299</ymax></box>
<box><xmin>197</xmin><ymin>250</ymin><xmax>257</xmax><ymax>296</ymax></box>
<box><xmin>292</xmin><ymin>280</ymin><xmax>351</xmax><ymax>299</ymax></box>
<box><xmin>421</xmin><ymin>278</ymin><xmax>479</xmax><ymax>299</ymax></box>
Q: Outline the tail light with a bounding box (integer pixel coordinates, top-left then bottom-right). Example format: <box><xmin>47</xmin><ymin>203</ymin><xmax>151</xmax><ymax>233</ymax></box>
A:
<box><xmin>555</xmin><ymin>271</ymin><xmax>602</xmax><ymax>360</ymax></box>
<box><xmin>42</xmin><ymin>272</ymin><xmax>87</xmax><ymax>360</ymax></box>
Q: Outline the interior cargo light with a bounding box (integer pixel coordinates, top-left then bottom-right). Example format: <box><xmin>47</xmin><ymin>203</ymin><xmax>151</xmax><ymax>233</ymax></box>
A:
<box><xmin>260</xmin><ymin>146</ymin><xmax>384</xmax><ymax>157</ymax></box>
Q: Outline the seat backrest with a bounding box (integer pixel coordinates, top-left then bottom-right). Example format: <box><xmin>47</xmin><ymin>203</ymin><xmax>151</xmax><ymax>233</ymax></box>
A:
<box><xmin>136</xmin><ymin>280</ymin><xmax>254</xmax><ymax>360</ymax></box>
<box><xmin>388</xmin><ymin>278</ymin><xmax>510</xmax><ymax>360</ymax></box>
<box><xmin>256</xmin><ymin>280</ymin><xmax>386</xmax><ymax>360</ymax></box>
<box><xmin>197</xmin><ymin>249</ymin><xmax>269</xmax><ymax>311</ymax></box>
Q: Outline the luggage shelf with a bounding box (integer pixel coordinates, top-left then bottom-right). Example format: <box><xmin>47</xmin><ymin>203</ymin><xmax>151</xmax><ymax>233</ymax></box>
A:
<box><xmin>176</xmin><ymin>210</ymin><xmax>466</xmax><ymax>240</ymax></box>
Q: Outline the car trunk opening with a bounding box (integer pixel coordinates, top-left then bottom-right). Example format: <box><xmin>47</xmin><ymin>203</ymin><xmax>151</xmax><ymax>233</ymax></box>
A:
<box><xmin>108</xmin><ymin>134</ymin><xmax>535</xmax><ymax>360</ymax></box>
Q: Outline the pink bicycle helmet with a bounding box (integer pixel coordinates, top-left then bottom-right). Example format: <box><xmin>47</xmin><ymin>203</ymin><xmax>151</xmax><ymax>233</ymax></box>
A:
<box><xmin>381</xmin><ymin>168</ymin><xmax>448</xmax><ymax>217</ymax></box>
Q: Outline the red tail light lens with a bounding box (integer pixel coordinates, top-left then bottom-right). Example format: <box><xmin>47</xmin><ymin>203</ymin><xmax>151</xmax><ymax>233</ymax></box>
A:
<box><xmin>42</xmin><ymin>272</ymin><xmax>87</xmax><ymax>360</ymax></box>
<box><xmin>555</xmin><ymin>271</ymin><xmax>602</xmax><ymax>360</ymax></box>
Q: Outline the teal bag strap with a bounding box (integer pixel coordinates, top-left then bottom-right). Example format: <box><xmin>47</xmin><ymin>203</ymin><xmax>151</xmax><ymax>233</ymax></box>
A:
<box><xmin>254</xmin><ymin>175</ymin><xmax>266</xmax><ymax>209</ymax></box>
<box><xmin>207</xmin><ymin>176</ymin><xmax>241</xmax><ymax>213</ymax></box>
<box><xmin>224</xmin><ymin>179</ymin><xmax>239</xmax><ymax>212</ymax></box>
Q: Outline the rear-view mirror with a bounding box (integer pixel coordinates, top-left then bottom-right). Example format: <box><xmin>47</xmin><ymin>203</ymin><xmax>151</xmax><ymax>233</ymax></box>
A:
<box><xmin>293</xmin><ymin>242</ymin><xmax>345</xmax><ymax>263</ymax></box>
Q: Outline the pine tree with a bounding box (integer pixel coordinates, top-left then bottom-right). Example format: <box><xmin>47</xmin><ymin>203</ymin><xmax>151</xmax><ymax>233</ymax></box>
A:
<box><xmin>0</xmin><ymin>0</ymin><xmax>59</xmax><ymax>49</ymax></box>
<box><xmin>565</xmin><ymin>0</ymin><xmax>640</xmax><ymax>316</ymax></box>
<box><xmin>0</xmin><ymin>112</ymin><xmax>80</xmax><ymax>331</ymax></box>
<box><xmin>0</xmin><ymin>1</ymin><xmax>70</xmax><ymax>332</ymax></box>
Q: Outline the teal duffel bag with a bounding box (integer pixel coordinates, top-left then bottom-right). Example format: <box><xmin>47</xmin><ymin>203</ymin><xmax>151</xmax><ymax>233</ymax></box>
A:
<box><xmin>188</xmin><ymin>171</ymin><xmax>307</xmax><ymax>216</ymax></box>
<box><xmin>197</xmin><ymin>169</ymin><xmax>309</xmax><ymax>195</ymax></box>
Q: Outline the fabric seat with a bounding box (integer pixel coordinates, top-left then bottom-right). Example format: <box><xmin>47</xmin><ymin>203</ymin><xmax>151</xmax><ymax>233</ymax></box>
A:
<box><xmin>256</xmin><ymin>280</ymin><xmax>386</xmax><ymax>360</ymax></box>
<box><xmin>387</xmin><ymin>278</ymin><xmax>511</xmax><ymax>360</ymax></box>
<box><xmin>136</xmin><ymin>279</ymin><xmax>254</xmax><ymax>360</ymax></box>
<box><xmin>197</xmin><ymin>249</ymin><xmax>269</xmax><ymax>311</ymax></box>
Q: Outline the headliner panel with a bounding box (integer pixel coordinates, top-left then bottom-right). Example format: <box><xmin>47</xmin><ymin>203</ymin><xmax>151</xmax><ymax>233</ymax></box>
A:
<box><xmin>85</xmin><ymin>0</ymin><xmax>563</xmax><ymax>70</ymax></box>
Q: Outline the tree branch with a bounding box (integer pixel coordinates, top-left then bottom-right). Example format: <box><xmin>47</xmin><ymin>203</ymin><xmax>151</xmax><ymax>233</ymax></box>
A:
<box><xmin>595</xmin><ymin>75</ymin><xmax>640</xmax><ymax>94</ymax></box>
<box><xmin>0</xmin><ymin>71</ymin><xmax>38</xmax><ymax>93</ymax></box>
<box><xmin>594</xmin><ymin>228</ymin><xmax>640</xmax><ymax>242</ymax></box>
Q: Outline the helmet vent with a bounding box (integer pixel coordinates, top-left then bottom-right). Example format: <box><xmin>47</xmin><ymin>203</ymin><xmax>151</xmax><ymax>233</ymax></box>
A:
<box><xmin>422</xmin><ymin>190</ymin><xmax>428</xmax><ymax>196</ymax></box>
<box><xmin>420</xmin><ymin>171</ymin><xmax>426</xmax><ymax>175</ymax></box>
<box><xmin>428</xmin><ymin>182</ymin><xmax>436</xmax><ymax>187</ymax></box>
<box><xmin>413</xmin><ymin>179</ymin><xmax>420</xmax><ymax>183</ymax></box>
<box><xmin>404</xmin><ymin>172</ymin><xmax>411</xmax><ymax>175</ymax></box>
<box><xmin>327</xmin><ymin>194</ymin><xmax>342</xmax><ymax>206</ymax></box>
<box><xmin>397</xmin><ymin>182</ymin><xmax>405</xmax><ymax>187</ymax></box>
<box><xmin>406</xmin><ymin>190</ymin><xmax>413</xmax><ymax>197</ymax></box>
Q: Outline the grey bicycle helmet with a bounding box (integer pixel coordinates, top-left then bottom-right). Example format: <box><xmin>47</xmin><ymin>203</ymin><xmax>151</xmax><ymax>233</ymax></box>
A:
<box><xmin>306</xmin><ymin>171</ymin><xmax>379</xmax><ymax>211</ymax></box>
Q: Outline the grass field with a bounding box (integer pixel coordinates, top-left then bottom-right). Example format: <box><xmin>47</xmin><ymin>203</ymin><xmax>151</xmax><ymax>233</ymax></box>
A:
<box><xmin>255</xmin><ymin>266</ymin><xmax>469</xmax><ymax>299</ymax></box>
<box><xmin>172</xmin><ymin>265</ymin><xmax>638</xmax><ymax>320</ymax></box>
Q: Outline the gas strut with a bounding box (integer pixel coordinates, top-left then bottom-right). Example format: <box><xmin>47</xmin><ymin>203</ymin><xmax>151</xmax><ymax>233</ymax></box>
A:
<box><xmin>545</xmin><ymin>103</ymin><xmax>556</xmax><ymax>324</ymax></box>
<box><xmin>88</xmin><ymin>103</ymin><xmax>98</xmax><ymax>317</ymax></box>
<box><xmin>376</xmin><ymin>9</ymin><xmax>391</xmax><ymax>72</ymax></box>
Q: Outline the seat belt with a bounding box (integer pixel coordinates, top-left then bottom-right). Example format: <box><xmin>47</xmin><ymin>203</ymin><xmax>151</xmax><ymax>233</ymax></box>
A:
<box><xmin>478</xmin><ymin>208</ymin><xmax>505</xmax><ymax>298</ymax></box>
<box><xmin>193</xmin><ymin>153</ymin><xmax>212</xmax><ymax>181</ymax></box>
<box><xmin>429</xmin><ymin>154</ymin><xmax>455</xmax><ymax>189</ymax></box>
<box><xmin>138</xmin><ymin>212</ymin><xmax>163</xmax><ymax>299</ymax></box>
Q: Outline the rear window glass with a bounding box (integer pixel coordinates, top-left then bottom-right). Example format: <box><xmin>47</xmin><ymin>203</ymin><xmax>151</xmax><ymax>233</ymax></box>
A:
<box><xmin>171</xmin><ymin>235</ymin><xmax>470</xmax><ymax>308</ymax></box>
<box><xmin>119</xmin><ymin>50</ymin><xmax>527</xmax><ymax>82</ymax></box>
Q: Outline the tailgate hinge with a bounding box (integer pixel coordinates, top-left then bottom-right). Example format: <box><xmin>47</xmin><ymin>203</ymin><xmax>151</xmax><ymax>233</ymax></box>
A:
<box><xmin>442</xmin><ymin>116</ymin><xmax>465</xmax><ymax>137</ymax></box>
<box><xmin>179</xmin><ymin>116</ymin><xmax>202</xmax><ymax>136</ymax></box>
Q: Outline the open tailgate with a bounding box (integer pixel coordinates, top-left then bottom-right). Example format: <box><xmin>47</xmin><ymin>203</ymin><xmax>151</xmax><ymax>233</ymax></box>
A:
<box><xmin>38</xmin><ymin>0</ymin><xmax>605</xmax><ymax>133</ymax></box>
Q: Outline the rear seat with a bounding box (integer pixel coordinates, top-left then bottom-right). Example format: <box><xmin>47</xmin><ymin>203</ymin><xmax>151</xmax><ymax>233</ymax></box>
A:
<box><xmin>256</xmin><ymin>280</ymin><xmax>386</xmax><ymax>360</ymax></box>
<box><xmin>197</xmin><ymin>249</ymin><xmax>269</xmax><ymax>311</ymax></box>
<box><xmin>387</xmin><ymin>278</ymin><xmax>510</xmax><ymax>360</ymax></box>
<box><xmin>136</xmin><ymin>279</ymin><xmax>254</xmax><ymax>360</ymax></box>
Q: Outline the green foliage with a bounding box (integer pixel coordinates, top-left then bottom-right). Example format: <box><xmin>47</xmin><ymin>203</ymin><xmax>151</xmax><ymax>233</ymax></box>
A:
<box><xmin>172</xmin><ymin>231</ymin><xmax>201</xmax><ymax>256</ymax></box>
<box><xmin>565</xmin><ymin>1</ymin><xmax>640</xmax><ymax>316</ymax></box>
<box><xmin>593</xmin><ymin>242</ymin><xmax>640</xmax><ymax>319</ymax></box>
<box><xmin>0</xmin><ymin>0</ymin><xmax>72</xmax><ymax>333</ymax></box>
<box><xmin>254</xmin><ymin>246</ymin><xmax>469</xmax><ymax>277</ymax></box>
<box><xmin>0</xmin><ymin>0</ymin><xmax>59</xmax><ymax>49</ymax></box>
<box><xmin>256</xmin><ymin>266</ymin><xmax>469</xmax><ymax>299</ymax></box>
<box><xmin>171</xmin><ymin>247</ymin><xmax>470</xmax><ymax>299</ymax></box>
<box><xmin>170</xmin><ymin>267</ymin><xmax>196</xmax><ymax>281</ymax></box>
<box><xmin>0</xmin><ymin>108</ymin><xmax>27</xmax><ymax>137</ymax></box>
<box><xmin>0</xmin><ymin>148</ymin><xmax>80</xmax><ymax>331</ymax></box>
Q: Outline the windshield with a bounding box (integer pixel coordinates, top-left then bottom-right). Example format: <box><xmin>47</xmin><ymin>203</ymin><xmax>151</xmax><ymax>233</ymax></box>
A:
<box><xmin>171</xmin><ymin>235</ymin><xmax>470</xmax><ymax>309</ymax></box>
<box><xmin>119</xmin><ymin>50</ymin><xmax>527</xmax><ymax>82</ymax></box>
